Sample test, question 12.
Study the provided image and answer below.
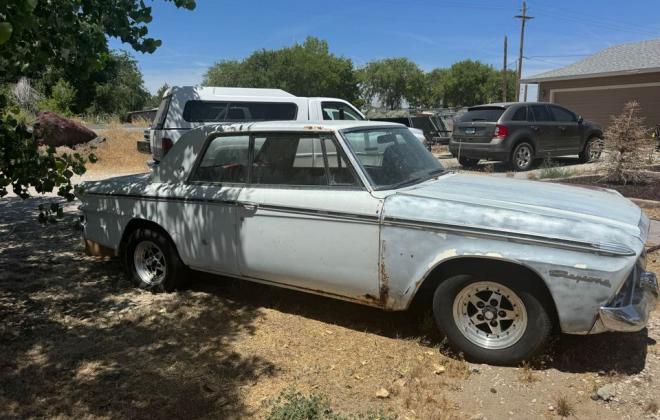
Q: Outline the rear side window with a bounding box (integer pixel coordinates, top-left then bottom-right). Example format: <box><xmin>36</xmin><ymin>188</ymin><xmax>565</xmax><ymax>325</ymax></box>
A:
<box><xmin>458</xmin><ymin>108</ymin><xmax>505</xmax><ymax>122</ymax></box>
<box><xmin>510</xmin><ymin>107</ymin><xmax>528</xmax><ymax>121</ymax></box>
<box><xmin>152</xmin><ymin>94</ymin><xmax>172</xmax><ymax>129</ymax></box>
<box><xmin>183</xmin><ymin>101</ymin><xmax>228</xmax><ymax>122</ymax></box>
<box><xmin>226</xmin><ymin>102</ymin><xmax>297</xmax><ymax>121</ymax></box>
<box><xmin>192</xmin><ymin>135</ymin><xmax>250</xmax><ymax>183</ymax></box>
<box><xmin>530</xmin><ymin>105</ymin><xmax>552</xmax><ymax>122</ymax></box>
<box><xmin>549</xmin><ymin>105</ymin><xmax>576</xmax><ymax>122</ymax></box>
<box><xmin>182</xmin><ymin>101</ymin><xmax>297</xmax><ymax>123</ymax></box>
<box><xmin>322</xmin><ymin>102</ymin><xmax>364</xmax><ymax>120</ymax></box>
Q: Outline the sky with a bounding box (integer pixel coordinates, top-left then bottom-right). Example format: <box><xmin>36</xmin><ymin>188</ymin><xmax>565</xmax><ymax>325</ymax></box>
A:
<box><xmin>109</xmin><ymin>0</ymin><xmax>660</xmax><ymax>101</ymax></box>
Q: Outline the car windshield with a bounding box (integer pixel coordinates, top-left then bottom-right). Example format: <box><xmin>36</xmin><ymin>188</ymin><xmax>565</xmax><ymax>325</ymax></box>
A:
<box><xmin>341</xmin><ymin>127</ymin><xmax>445</xmax><ymax>190</ymax></box>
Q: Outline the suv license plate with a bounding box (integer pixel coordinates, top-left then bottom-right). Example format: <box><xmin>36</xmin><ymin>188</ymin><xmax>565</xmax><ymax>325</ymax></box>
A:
<box><xmin>465</xmin><ymin>128</ymin><xmax>476</xmax><ymax>134</ymax></box>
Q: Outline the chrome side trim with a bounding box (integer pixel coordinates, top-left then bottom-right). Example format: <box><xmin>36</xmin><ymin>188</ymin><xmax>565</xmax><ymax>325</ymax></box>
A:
<box><xmin>383</xmin><ymin>216</ymin><xmax>636</xmax><ymax>257</ymax></box>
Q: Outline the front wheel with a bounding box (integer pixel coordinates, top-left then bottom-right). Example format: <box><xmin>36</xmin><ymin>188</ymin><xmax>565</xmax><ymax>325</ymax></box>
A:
<box><xmin>578</xmin><ymin>137</ymin><xmax>603</xmax><ymax>163</ymax></box>
<box><xmin>123</xmin><ymin>228</ymin><xmax>185</xmax><ymax>292</ymax></box>
<box><xmin>432</xmin><ymin>274</ymin><xmax>552</xmax><ymax>365</ymax></box>
<box><xmin>510</xmin><ymin>142</ymin><xmax>535</xmax><ymax>171</ymax></box>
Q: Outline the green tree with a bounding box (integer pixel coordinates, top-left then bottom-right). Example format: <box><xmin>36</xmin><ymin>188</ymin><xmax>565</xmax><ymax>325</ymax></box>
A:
<box><xmin>439</xmin><ymin>60</ymin><xmax>516</xmax><ymax>107</ymax></box>
<box><xmin>86</xmin><ymin>51</ymin><xmax>151</xmax><ymax>117</ymax></box>
<box><xmin>148</xmin><ymin>83</ymin><xmax>170</xmax><ymax>108</ymax></box>
<box><xmin>357</xmin><ymin>58</ymin><xmax>425</xmax><ymax>110</ymax></box>
<box><xmin>0</xmin><ymin>0</ymin><xmax>195</xmax><ymax>201</ymax></box>
<box><xmin>38</xmin><ymin>78</ymin><xmax>77</xmax><ymax>115</ymax></box>
<box><xmin>203</xmin><ymin>37</ymin><xmax>359</xmax><ymax>101</ymax></box>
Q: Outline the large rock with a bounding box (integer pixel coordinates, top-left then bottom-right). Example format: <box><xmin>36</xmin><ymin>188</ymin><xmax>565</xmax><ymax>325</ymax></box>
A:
<box><xmin>34</xmin><ymin>111</ymin><xmax>97</xmax><ymax>148</ymax></box>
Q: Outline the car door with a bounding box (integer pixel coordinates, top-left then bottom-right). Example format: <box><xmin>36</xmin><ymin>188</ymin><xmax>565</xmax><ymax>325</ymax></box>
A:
<box><xmin>528</xmin><ymin>104</ymin><xmax>556</xmax><ymax>155</ymax></box>
<box><xmin>183</xmin><ymin>133</ymin><xmax>250</xmax><ymax>275</ymax></box>
<box><xmin>235</xmin><ymin>132</ymin><xmax>381</xmax><ymax>300</ymax></box>
<box><xmin>549</xmin><ymin>105</ymin><xmax>581</xmax><ymax>154</ymax></box>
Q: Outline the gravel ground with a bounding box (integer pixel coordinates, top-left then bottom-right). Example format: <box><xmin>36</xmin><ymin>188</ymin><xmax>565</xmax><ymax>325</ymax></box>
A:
<box><xmin>1</xmin><ymin>190</ymin><xmax>659</xmax><ymax>419</ymax></box>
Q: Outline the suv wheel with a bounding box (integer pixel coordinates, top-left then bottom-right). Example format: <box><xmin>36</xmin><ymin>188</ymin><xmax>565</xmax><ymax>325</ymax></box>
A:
<box><xmin>458</xmin><ymin>156</ymin><xmax>480</xmax><ymax>167</ymax></box>
<box><xmin>124</xmin><ymin>228</ymin><xmax>185</xmax><ymax>292</ymax></box>
<box><xmin>432</xmin><ymin>274</ymin><xmax>552</xmax><ymax>365</ymax></box>
<box><xmin>578</xmin><ymin>137</ymin><xmax>603</xmax><ymax>163</ymax></box>
<box><xmin>511</xmin><ymin>142</ymin><xmax>534</xmax><ymax>171</ymax></box>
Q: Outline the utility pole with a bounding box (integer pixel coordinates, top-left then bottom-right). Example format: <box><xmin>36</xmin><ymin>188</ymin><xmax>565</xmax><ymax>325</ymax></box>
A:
<box><xmin>503</xmin><ymin>35</ymin><xmax>508</xmax><ymax>102</ymax></box>
<box><xmin>514</xmin><ymin>1</ymin><xmax>533</xmax><ymax>101</ymax></box>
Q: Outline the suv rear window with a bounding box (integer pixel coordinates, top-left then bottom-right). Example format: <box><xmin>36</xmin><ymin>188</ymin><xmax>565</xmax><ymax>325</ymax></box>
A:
<box><xmin>458</xmin><ymin>108</ymin><xmax>505</xmax><ymax>122</ymax></box>
<box><xmin>182</xmin><ymin>101</ymin><xmax>297</xmax><ymax>123</ymax></box>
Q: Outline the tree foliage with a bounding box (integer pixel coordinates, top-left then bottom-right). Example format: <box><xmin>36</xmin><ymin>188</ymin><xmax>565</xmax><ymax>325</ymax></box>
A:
<box><xmin>357</xmin><ymin>58</ymin><xmax>425</xmax><ymax>110</ymax></box>
<box><xmin>203</xmin><ymin>37</ymin><xmax>359</xmax><ymax>102</ymax></box>
<box><xmin>148</xmin><ymin>83</ymin><xmax>170</xmax><ymax>108</ymax></box>
<box><xmin>0</xmin><ymin>0</ymin><xmax>195</xmax><ymax>202</ymax></box>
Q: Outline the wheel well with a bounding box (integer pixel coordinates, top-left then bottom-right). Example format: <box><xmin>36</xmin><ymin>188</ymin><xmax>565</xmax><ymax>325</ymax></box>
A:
<box><xmin>119</xmin><ymin>219</ymin><xmax>177</xmax><ymax>257</ymax></box>
<box><xmin>509</xmin><ymin>138</ymin><xmax>535</xmax><ymax>159</ymax></box>
<box><xmin>409</xmin><ymin>257</ymin><xmax>558</xmax><ymax>327</ymax></box>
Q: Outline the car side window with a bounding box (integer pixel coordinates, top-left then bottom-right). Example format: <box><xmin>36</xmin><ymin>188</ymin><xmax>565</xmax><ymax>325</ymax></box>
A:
<box><xmin>530</xmin><ymin>105</ymin><xmax>552</xmax><ymax>122</ymax></box>
<box><xmin>191</xmin><ymin>135</ymin><xmax>250</xmax><ymax>183</ymax></box>
<box><xmin>323</xmin><ymin>138</ymin><xmax>359</xmax><ymax>186</ymax></box>
<box><xmin>511</xmin><ymin>107</ymin><xmax>527</xmax><ymax>121</ymax></box>
<box><xmin>549</xmin><ymin>105</ymin><xmax>577</xmax><ymax>122</ymax></box>
<box><xmin>321</xmin><ymin>102</ymin><xmax>364</xmax><ymax>120</ymax></box>
<box><xmin>251</xmin><ymin>134</ymin><xmax>328</xmax><ymax>186</ymax></box>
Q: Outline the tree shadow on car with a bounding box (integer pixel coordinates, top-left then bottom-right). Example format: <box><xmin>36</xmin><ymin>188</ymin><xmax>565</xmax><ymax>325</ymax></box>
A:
<box><xmin>0</xmin><ymin>196</ymin><xmax>273</xmax><ymax>419</ymax></box>
<box><xmin>187</xmin><ymin>272</ymin><xmax>655</xmax><ymax>375</ymax></box>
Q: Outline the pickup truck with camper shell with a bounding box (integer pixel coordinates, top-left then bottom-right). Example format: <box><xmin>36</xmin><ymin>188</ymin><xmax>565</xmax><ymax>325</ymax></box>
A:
<box><xmin>139</xmin><ymin>86</ymin><xmax>428</xmax><ymax>162</ymax></box>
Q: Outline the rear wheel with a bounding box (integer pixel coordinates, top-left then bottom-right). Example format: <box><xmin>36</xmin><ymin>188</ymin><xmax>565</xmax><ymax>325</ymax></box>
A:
<box><xmin>510</xmin><ymin>142</ymin><xmax>534</xmax><ymax>171</ymax></box>
<box><xmin>432</xmin><ymin>274</ymin><xmax>552</xmax><ymax>365</ymax></box>
<box><xmin>458</xmin><ymin>156</ymin><xmax>480</xmax><ymax>167</ymax></box>
<box><xmin>578</xmin><ymin>137</ymin><xmax>603</xmax><ymax>163</ymax></box>
<box><xmin>123</xmin><ymin>228</ymin><xmax>185</xmax><ymax>292</ymax></box>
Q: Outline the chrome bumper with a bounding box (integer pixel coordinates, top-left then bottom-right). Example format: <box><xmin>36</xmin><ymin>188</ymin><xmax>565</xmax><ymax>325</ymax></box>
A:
<box><xmin>598</xmin><ymin>267</ymin><xmax>658</xmax><ymax>332</ymax></box>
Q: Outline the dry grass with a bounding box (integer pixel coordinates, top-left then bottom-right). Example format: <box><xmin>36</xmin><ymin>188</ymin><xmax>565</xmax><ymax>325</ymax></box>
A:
<box><xmin>65</xmin><ymin>122</ymin><xmax>149</xmax><ymax>174</ymax></box>
<box><xmin>518</xmin><ymin>361</ymin><xmax>539</xmax><ymax>383</ymax></box>
<box><xmin>556</xmin><ymin>395</ymin><xmax>575</xmax><ymax>417</ymax></box>
<box><xmin>645</xmin><ymin>400</ymin><xmax>659</xmax><ymax>414</ymax></box>
<box><xmin>642</xmin><ymin>206</ymin><xmax>660</xmax><ymax>221</ymax></box>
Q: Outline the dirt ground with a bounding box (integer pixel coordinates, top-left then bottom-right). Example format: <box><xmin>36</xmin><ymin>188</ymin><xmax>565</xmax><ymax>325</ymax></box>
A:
<box><xmin>1</xmin><ymin>195</ymin><xmax>659</xmax><ymax>419</ymax></box>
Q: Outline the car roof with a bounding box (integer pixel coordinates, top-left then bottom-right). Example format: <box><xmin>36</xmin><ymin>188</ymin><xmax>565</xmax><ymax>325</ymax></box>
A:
<box><xmin>469</xmin><ymin>102</ymin><xmax>556</xmax><ymax>110</ymax></box>
<box><xmin>199</xmin><ymin>120</ymin><xmax>405</xmax><ymax>133</ymax></box>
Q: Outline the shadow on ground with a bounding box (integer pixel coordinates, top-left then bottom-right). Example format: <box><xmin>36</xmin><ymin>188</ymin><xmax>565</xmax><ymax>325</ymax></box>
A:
<box><xmin>189</xmin><ymin>271</ymin><xmax>653</xmax><ymax>376</ymax></box>
<box><xmin>0</xmin><ymin>197</ymin><xmax>273</xmax><ymax>419</ymax></box>
<box><xmin>0</xmin><ymin>195</ymin><xmax>654</xmax><ymax>418</ymax></box>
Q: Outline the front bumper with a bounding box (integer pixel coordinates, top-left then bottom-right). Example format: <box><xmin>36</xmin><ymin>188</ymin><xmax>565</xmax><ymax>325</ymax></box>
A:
<box><xmin>597</xmin><ymin>266</ymin><xmax>658</xmax><ymax>332</ymax></box>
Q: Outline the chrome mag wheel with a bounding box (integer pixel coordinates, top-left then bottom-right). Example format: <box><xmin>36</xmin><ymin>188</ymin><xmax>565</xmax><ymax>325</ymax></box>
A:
<box><xmin>133</xmin><ymin>240</ymin><xmax>167</xmax><ymax>285</ymax></box>
<box><xmin>452</xmin><ymin>281</ymin><xmax>528</xmax><ymax>350</ymax></box>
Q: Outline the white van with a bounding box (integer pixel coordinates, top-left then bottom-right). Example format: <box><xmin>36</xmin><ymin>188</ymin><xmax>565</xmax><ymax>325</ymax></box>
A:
<box><xmin>139</xmin><ymin>86</ymin><xmax>368</xmax><ymax>162</ymax></box>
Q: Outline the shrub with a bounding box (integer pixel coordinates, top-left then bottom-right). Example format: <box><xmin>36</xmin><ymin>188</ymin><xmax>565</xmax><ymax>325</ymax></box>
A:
<box><xmin>38</xmin><ymin>79</ymin><xmax>77</xmax><ymax>116</ymax></box>
<box><xmin>603</xmin><ymin>101</ymin><xmax>653</xmax><ymax>184</ymax></box>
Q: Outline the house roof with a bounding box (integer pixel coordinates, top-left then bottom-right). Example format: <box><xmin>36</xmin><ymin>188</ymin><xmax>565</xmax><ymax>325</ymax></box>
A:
<box><xmin>521</xmin><ymin>38</ymin><xmax>660</xmax><ymax>83</ymax></box>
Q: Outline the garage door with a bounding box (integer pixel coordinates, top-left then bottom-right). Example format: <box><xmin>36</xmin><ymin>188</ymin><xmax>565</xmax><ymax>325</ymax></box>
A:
<box><xmin>552</xmin><ymin>84</ymin><xmax>660</xmax><ymax>127</ymax></box>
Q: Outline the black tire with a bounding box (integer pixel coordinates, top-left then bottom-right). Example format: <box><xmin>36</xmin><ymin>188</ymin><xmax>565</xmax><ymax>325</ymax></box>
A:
<box><xmin>510</xmin><ymin>142</ymin><xmax>535</xmax><ymax>171</ymax></box>
<box><xmin>123</xmin><ymin>227</ymin><xmax>185</xmax><ymax>292</ymax></box>
<box><xmin>578</xmin><ymin>137</ymin><xmax>602</xmax><ymax>163</ymax></box>
<box><xmin>458</xmin><ymin>156</ymin><xmax>480</xmax><ymax>167</ymax></box>
<box><xmin>432</xmin><ymin>274</ymin><xmax>552</xmax><ymax>365</ymax></box>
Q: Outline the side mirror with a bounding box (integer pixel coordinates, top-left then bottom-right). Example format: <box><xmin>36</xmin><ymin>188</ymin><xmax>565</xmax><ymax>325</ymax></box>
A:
<box><xmin>577</xmin><ymin>116</ymin><xmax>584</xmax><ymax>124</ymax></box>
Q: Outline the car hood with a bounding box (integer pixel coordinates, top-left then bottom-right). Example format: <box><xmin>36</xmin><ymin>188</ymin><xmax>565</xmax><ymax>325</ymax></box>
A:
<box><xmin>380</xmin><ymin>173</ymin><xmax>645</xmax><ymax>254</ymax></box>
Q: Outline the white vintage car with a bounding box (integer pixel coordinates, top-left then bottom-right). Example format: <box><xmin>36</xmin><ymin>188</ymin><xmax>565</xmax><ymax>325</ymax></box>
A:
<box><xmin>78</xmin><ymin>120</ymin><xmax>658</xmax><ymax>364</ymax></box>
